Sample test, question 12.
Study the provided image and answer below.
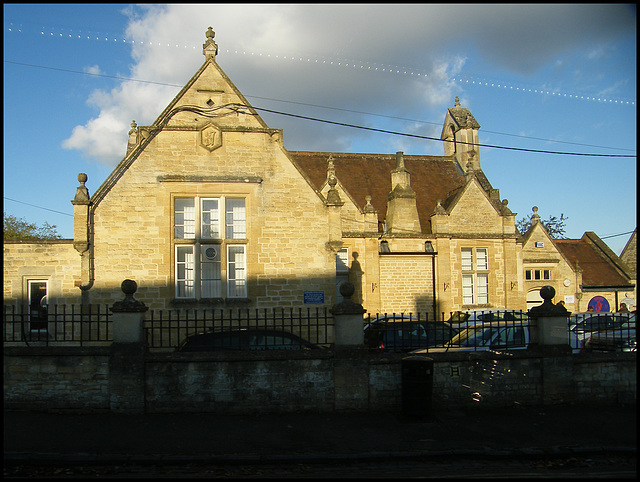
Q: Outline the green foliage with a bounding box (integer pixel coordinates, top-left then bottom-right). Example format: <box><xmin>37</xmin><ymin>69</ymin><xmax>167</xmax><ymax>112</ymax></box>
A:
<box><xmin>3</xmin><ymin>212</ymin><xmax>62</xmax><ymax>240</ymax></box>
<box><xmin>516</xmin><ymin>212</ymin><xmax>568</xmax><ymax>239</ymax></box>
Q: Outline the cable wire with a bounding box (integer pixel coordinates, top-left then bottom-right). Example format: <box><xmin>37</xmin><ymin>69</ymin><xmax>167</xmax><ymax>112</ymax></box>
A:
<box><xmin>250</xmin><ymin>106</ymin><xmax>636</xmax><ymax>158</ymax></box>
<box><xmin>4</xmin><ymin>60</ymin><xmax>636</xmax><ymax>157</ymax></box>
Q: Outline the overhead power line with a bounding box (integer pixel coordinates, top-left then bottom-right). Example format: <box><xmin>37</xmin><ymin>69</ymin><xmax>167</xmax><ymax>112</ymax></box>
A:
<box><xmin>250</xmin><ymin>106</ymin><xmax>636</xmax><ymax>158</ymax></box>
<box><xmin>600</xmin><ymin>230</ymin><xmax>635</xmax><ymax>240</ymax></box>
<box><xmin>4</xmin><ymin>60</ymin><xmax>637</xmax><ymax>157</ymax></box>
<box><xmin>4</xmin><ymin>197</ymin><xmax>73</xmax><ymax>217</ymax></box>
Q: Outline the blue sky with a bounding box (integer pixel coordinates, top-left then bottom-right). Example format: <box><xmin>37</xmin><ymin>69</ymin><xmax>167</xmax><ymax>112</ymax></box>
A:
<box><xmin>3</xmin><ymin>4</ymin><xmax>636</xmax><ymax>254</ymax></box>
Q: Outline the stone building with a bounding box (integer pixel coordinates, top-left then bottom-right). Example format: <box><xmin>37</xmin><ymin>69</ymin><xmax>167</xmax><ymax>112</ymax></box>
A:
<box><xmin>3</xmin><ymin>28</ymin><xmax>635</xmax><ymax>318</ymax></box>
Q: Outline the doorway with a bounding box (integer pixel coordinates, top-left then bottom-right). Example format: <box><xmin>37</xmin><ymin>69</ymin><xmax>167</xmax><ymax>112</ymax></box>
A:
<box><xmin>27</xmin><ymin>280</ymin><xmax>48</xmax><ymax>331</ymax></box>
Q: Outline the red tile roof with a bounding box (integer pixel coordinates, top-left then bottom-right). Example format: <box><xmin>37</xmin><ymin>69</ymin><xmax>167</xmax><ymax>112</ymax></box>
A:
<box><xmin>555</xmin><ymin>237</ymin><xmax>630</xmax><ymax>286</ymax></box>
<box><xmin>289</xmin><ymin>151</ymin><xmax>466</xmax><ymax>234</ymax></box>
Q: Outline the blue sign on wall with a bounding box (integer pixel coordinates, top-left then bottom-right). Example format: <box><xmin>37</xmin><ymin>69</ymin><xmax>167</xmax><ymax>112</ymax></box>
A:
<box><xmin>303</xmin><ymin>291</ymin><xmax>325</xmax><ymax>304</ymax></box>
<box><xmin>588</xmin><ymin>296</ymin><xmax>610</xmax><ymax>313</ymax></box>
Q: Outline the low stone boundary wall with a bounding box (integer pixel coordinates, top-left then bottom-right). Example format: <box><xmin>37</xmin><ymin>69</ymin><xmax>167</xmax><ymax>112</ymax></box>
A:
<box><xmin>145</xmin><ymin>350</ymin><xmax>335</xmax><ymax>413</ymax></box>
<box><xmin>4</xmin><ymin>347</ymin><xmax>110</xmax><ymax>412</ymax></box>
<box><xmin>4</xmin><ymin>346</ymin><xmax>636</xmax><ymax>413</ymax></box>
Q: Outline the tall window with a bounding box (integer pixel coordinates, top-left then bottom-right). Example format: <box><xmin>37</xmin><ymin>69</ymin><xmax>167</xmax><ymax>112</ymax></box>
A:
<box><xmin>461</xmin><ymin>248</ymin><xmax>489</xmax><ymax>305</ymax></box>
<box><xmin>174</xmin><ymin>197</ymin><xmax>247</xmax><ymax>300</ymax></box>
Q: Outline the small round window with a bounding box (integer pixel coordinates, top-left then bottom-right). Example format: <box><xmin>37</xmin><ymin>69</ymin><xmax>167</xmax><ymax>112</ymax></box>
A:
<box><xmin>205</xmin><ymin>247</ymin><xmax>218</xmax><ymax>260</ymax></box>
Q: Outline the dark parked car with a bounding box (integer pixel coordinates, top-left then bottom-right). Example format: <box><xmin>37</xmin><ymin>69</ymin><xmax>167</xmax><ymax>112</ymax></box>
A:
<box><xmin>364</xmin><ymin>315</ymin><xmax>458</xmax><ymax>352</ymax></box>
<box><xmin>583</xmin><ymin>319</ymin><xmax>636</xmax><ymax>353</ymax></box>
<box><xmin>177</xmin><ymin>329</ymin><xmax>321</xmax><ymax>352</ymax></box>
<box><xmin>569</xmin><ymin>313</ymin><xmax>634</xmax><ymax>344</ymax></box>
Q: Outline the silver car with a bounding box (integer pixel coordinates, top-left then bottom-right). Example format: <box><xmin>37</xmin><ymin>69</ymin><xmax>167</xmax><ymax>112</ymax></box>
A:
<box><xmin>413</xmin><ymin>321</ymin><xmax>582</xmax><ymax>354</ymax></box>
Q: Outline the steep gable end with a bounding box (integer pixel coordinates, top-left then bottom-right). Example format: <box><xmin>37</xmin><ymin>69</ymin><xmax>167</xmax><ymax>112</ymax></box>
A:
<box><xmin>522</xmin><ymin>221</ymin><xmax>565</xmax><ymax>263</ymax></box>
<box><xmin>444</xmin><ymin>175</ymin><xmax>504</xmax><ymax>235</ymax></box>
<box><xmin>92</xmin><ymin>43</ymin><xmax>275</xmax><ymax>206</ymax></box>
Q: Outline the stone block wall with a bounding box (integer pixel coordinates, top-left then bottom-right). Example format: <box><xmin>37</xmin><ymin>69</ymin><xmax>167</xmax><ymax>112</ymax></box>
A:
<box><xmin>4</xmin><ymin>347</ymin><xmax>110</xmax><ymax>411</ymax></box>
<box><xmin>573</xmin><ymin>355</ymin><xmax>637</xmax><ymax>404</ymax></box>
<box><xmin>145</xmin><ymin>351</ymin><xmax>335</xmax><ymax>413</ymax></box>
<box><xmin>3</xmin><ymin>346</ymin><xmax>635</xmax><ymax>414</ymax></box>
<box><xmin>3</xmin><ymin>240</ymin><xmax>82</xmax><ymax>305</ymax></box>
<box><xmin>379</xmin><ymin>255</ymin><xmax>434</xmax><ymax>314</ymax></box>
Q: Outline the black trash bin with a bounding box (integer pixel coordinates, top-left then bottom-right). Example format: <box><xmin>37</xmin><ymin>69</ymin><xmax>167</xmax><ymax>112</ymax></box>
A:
<box><xmin>401</xmin><ymin>355</ymin><xmax>434</xmax><ymax>419</ymax></box>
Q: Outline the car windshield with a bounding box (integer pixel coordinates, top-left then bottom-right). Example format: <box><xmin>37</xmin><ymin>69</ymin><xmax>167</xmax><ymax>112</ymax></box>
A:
<box><xmin>446</xmin><ymin>325</ymin><xmax>526</xmax><ymax>348</ymax></box>
<box><xmin>474</xmin><ymin>311</ymin><xmax>528</xmax><ymax>322</ymax></box>
<box><xmin>447</xmin><ymin>326</ymin><xmax>495</xmax><ymax>347</ymax></box>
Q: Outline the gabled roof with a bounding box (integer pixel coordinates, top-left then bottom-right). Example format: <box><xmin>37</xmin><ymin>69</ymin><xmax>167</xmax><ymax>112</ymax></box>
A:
<box><xmin>555</xmin><ymin>233</ymin><xmax>633</xmax><ymax>287</ymax></box>
<box><xmin>620</xmin><ymin>228</ymin><xmax>637</xmax><ymax>276</ymax></box>
<box><xmin>289</xmin><ymin>151</ymin><xmax>466</xmax><ymax>234</ymax></box>
<box><xmin>440</xmin><ymin>96</ymin><xmax>480</xmax><ymax>138</ymax></box>
<box><xmin>91</xmin><ymin>55</ymin><xmax>270</xmax><ymax>208</ymax></box>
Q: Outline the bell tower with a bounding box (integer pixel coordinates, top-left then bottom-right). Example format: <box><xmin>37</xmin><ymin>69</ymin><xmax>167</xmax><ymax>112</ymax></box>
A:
<box><xmin>441</xmin><ymin>96</ymin><xmax>481</xmax><ymax>172</ymax></box>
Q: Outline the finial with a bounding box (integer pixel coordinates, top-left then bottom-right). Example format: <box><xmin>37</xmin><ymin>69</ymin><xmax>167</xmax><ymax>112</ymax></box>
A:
<box><xmin>363</xmin><ymin>195</ymin><xmax>376</xmax><ymax>213</ymax></box>
<box><xmin>203</xmin><ymin>26</ymin><xmax>218</xmax><ymax>59</ymax></box>
<box><xmin>395</xmin><ymin>151</ymin><xmax>406</xmax><ymax>171</ymax></box>
<box><xmin>73</xmin><ymin>173</ymin><xmax>90</xmax><ymax>204</ymax></box>
<box><xmin>325</xmin><ymin>155</ymin><xmax>342</xmax><ymax>206</ymax></box>
<box><xmin>531</xmin><ymin>206</ymin><xmax>540</xmax><ymax>224</ymax></box>
<box><xmin>454</xmin><ymin>96</ymin><xmax>461</xmax><ymax>107</ymax></box>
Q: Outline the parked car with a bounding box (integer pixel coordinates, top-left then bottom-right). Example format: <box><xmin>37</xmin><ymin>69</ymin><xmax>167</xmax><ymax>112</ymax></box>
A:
<box><xmin>412</xmin><ymin>321</ymin><xmax>582</xmax><ymax>354</ymax></box>
<box><xmin>447</xmin><ymin>309</ymin><xmax>530</xmax><ymax>329</ymax></box>
<box><xmin>177</xmin><ymin>329</ymin><xmax>322</xmax><ymax>352</ymax></box>
<box><xmin>583</xmin><ymin>320</ymin><xmax>636</xmax><ymax>353</ymax></box>
<box><xmin>364</xmin><ymin>314</ymin><xmax>458</xmax><ymax>352</ymax></box>
<box><xmin>569</xmin><ymin>313</ymin><xmax>635</xmax><ymax>344</ymax></box>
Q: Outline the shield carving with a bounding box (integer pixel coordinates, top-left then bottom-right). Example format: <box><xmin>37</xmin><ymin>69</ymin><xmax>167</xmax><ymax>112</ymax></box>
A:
<box><xmin>200</xmin><ymin>123</ymin><xmax>222</xmax><ymax>152</ymax></box>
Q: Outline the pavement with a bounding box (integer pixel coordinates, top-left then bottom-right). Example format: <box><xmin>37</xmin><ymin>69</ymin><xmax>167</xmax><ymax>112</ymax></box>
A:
<box><xmin>3</xmin><ymin>403</ymin><xmax>636</xmax><ymax>465</ymax></box>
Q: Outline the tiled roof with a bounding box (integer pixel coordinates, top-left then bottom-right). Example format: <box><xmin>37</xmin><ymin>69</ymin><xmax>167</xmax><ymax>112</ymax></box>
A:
<box><xmin>289</xmin><ymin>151</ymin><xmax>466</xmax><ymax>234</ymax></box>
<box><xmin>555</xmin><ymin>237</ymin><xmax>631</xmax><ymax>286</ymax></box>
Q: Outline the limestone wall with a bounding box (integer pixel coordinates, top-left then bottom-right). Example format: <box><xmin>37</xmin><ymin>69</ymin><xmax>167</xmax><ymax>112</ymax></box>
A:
<box><xmin>4</xmin><ymin>346</ymin><xmax>635</xmax><ymax>413</ymax></box>
<box><xmin>3</xmin><ymin>240</ymin><xmax>82</xmax><ymax>305</ymax></box>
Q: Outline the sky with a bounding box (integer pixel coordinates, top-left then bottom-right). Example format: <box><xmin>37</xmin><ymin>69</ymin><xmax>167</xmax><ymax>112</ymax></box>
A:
<box><xmin>3</xmin><ymin>4</ymin><xmax>637</xmax><ymax>255</ymax></box>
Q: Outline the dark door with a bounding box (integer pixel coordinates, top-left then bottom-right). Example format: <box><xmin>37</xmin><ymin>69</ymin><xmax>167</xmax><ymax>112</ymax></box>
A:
<box><xmin>28</xmin><ymin>280</ymin><xmax>48</xmax><ymax>331</ymax></box>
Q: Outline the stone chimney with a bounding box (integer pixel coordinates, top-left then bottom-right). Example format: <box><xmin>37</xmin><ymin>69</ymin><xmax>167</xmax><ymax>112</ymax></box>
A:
<box><xmin>385</xmin><ymin>152</ymin><xmax>421</xmax><ymax>234</ymax></box>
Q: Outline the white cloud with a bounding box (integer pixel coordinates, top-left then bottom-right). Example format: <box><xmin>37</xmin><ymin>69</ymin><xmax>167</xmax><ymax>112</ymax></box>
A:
<box><xmin>62</xmin><ymin>4</ymin><xmax>636</xmax><ymax>166</ymax></box>
<box><xmin>84</xmin><ymin>65</ymin><xmax>103</xmax><ymax>76</ymax></box>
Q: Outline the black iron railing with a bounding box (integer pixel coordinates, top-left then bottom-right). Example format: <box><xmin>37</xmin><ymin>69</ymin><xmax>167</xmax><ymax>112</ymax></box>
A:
<box><xmin>3</xmin><ymin>304</ymin><xmax>112</xmax><ymax>346</ymax></box>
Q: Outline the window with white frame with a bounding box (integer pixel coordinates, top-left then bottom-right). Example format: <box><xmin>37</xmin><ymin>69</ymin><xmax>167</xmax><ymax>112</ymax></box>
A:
<box><xmin>525</xmin><ymin>269</ymin><xmax>551</xmax><ymax>281</ymax></box>
<box><xmin>174</xmin><ymin>196</ymin><xmax>247</xmax><ymax>300</ymax></box>
<box><xmin>461</xmin><ymin>248</ymin><xmax>489</xmax><ymax>305</ymax></box>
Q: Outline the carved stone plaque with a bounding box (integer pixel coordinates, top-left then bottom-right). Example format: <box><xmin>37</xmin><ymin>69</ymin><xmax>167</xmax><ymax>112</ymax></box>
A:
<box><xmin>200</xmin><ymin>123</ymin><xmax>222</xmax><ymax>152</ymax></box>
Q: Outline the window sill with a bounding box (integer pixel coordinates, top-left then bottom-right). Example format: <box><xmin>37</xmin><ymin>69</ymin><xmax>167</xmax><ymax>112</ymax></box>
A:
<box><xmin>170</xmin><ymin>298</ymin><xmax>252</xmax><ymax>308</ymax></box>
